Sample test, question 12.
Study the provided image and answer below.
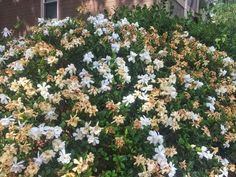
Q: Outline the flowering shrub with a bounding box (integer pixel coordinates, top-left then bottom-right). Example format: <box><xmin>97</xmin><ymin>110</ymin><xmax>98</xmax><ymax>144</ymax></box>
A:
<box><xmin>0</xmin><ymin>13</ymin><xmax>236</xmax><ymax>177</ymax></box>
<box><xmin>113</xmin><ymin>4</ymin><xmax>236</xmax><ymax>60</ymax></box>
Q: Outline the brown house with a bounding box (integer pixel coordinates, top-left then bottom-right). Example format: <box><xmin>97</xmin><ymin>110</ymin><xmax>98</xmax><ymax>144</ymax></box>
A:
<box><xmin>0</xmin><ymin>0</ymin><xmax>199</xmax><ymax>34</ymax></box>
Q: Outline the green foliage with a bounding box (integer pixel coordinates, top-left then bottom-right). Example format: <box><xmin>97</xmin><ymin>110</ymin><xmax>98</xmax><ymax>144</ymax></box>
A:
<box><xmin>113</xmin><ymin>3</ymin><xmax>236</xmax><ymax>59</ymax></box>
<box><xmin>112</xmin><ymin>4</ymin><xmax>184</xmax><ymax>35</ymax></box>
<box><xmin>0</xmin><ymin>4</ymin><xmax>236</xmax><ymax>177</ymax></box>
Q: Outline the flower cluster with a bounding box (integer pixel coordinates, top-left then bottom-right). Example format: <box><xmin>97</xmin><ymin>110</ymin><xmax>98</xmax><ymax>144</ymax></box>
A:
<box><xmin>0</xmin><ymin>13</ymin><xmax>235</xmax><ymax>177</ymax></box>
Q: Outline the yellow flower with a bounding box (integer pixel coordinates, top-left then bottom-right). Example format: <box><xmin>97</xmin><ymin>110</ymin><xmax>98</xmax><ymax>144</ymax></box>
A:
<box><xmin>46</xmin><ymin>56</ymin><xmax>59</xmax><ymax>66</ymax></box>
<box><xmin>165</xmin><ymin>147</ymin><xmax>177</xmax><ymax>157</ymax></box>
<box><xmin>112</xmin><ymin>115</ymin><xmax>125</xmax><ymax>126</ymax></box>
<box><xmin>72</xmin><ymin>157</ymin><xmax>89</xmax><ymax>174</ymax></box>
<box><xmin>66</xmin><ymin>114</ymin><xmax>80</xmax><ymax>127</ymax></box>
<box><xmin>115</xmin><ymin>136</ymin><xmax>125</xmax><ymax>149</ymax></box>
<box><xmin>179</xmin><ymin>160</ymin><xmax>187</xmax><ymax>170</ymax></box>
<box><xmin>133</xmin><ymin>155</ymin><xmax>146</xmax><ymax>166</ymax></box>
<box><xmin>24</xmin><ymin>162</ymin><xmax>40</xmax><ymax>177</ymax></box>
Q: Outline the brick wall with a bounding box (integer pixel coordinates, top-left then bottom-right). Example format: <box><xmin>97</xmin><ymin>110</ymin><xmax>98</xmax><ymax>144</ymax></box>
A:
<box><xmin>0</xmin><ymin>0</ymin><xmax>156</xmax><ymax>34</ymax></box>
<box><xmin>60</xmin><ymin>0</ymin><xmax>155</xmax><ymax>19</ymax></box>
<box><xmin>0</xmin><ymin>0</ymin><xmax>41</xmax><ymax>35</ymax></box>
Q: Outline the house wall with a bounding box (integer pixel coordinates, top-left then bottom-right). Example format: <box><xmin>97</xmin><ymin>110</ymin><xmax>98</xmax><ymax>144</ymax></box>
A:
<box><xmin>60</xmin><ymin>0</ymin><xmax>156</xmax><ymax>19</ymax></box>
<box><xmin>0</xmin><ymin>0</ymin><xmax>156</xmax><ymax>34</ymax></box>
<box><xmin>0</xmin><ymin>0</ymin><xmax>199</xmax><ymax>35</ymax></box>
<box><xmin>0</xmin><ymin>0</ymin><xmax>41</xmax><ymax>34</ymax></box>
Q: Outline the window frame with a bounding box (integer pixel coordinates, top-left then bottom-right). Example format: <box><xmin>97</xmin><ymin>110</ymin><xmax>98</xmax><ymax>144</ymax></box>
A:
<box><xmin>41</xmin><ymin>0</ymin><xmax>60</xmax><ymax>19</ymax></box>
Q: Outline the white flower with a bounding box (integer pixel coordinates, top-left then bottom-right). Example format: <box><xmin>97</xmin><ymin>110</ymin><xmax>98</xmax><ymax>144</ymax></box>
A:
<box><xmin>2</xmin><ymin>27</ymin><xmax>11</xmax><ymax>38</ymax></box>
<box><xmin>162</xmin><ymin>84</ymin><xmax>177</xmax><ymax>99</ymax></box>
<box><xmin>42</xmin><ymin>126</ymin><xmax>62</xmax><ymax>139</ymax></box>
<box><xmin>45</xmin><ymin>108</ymin><xmax>58</xmax><ymax>121</ymax></box>
<box><xmin>92</xmin><ymin>61</ymin><xmax>100</xmax><ymax>69</ymax></box>
<box><xmin>141</xmin><ymin>85</ymin><xmax>153</xmax><ymax>93</ymax></box>
<box><xmin>43</xmin><ymin>126</ymin><xmax>54</xmax><ymax>140</ymax></box>
<box><xmin>83</xmin><ymin>51</ymin><xmax>94</xmax><ymax>64</ymax></box>
<box><xmin>137</xmin><ymin>92</ymin><xmax>148</xmax><ymax>100</ymax></box>
<box><xmin>40</xmin><ymin>150</ymin><xmax>56</xmax><ymax>164</ymax></box>
<box><xmin>181</xmin><ymin>31</ymin><xmax>189</xmax><ymax>38</ymax></box>
<box><xmin>65</xmin><ymin>64</ymin><xmax>77</xmax><ymax>76</ymax></box>
<box><xmin>153</xmin><ymin>59</ymin><xmax>164</xmax><ymax>71</ymax></box>
<box><xmin>81</xmin><ymin>76</ymin><xmax>94</xmax><ymax>88</ymax></box>
<box><xmin>140</xmin><ymin>115</ymin><xmax>151</xmax><ymax>128</ymax></box>
<box><xmin>231</xmin><ymin>72</ymin><xmax>236</xmax><ymax>85</ymax></box>
<box><xmin>8</xmin><ymin>60</ymin><xmax>24</xmax><ymax>71</ymax></box>
<box><xmin>127</xmin><ymin>51</ymin><xmax>137</xmax><ymax>63</ymax></box>
<box><xmin>111</xmin><ymin>43</ymin><xmax>120</xmax><ymax>53</ymax></box>
<box><xmin>52</xmin><ymin>139</ymin><xmax>65</xmax><ymax>152</ymax></box>
<box><xmin>168</xmin><ymin>162</ymin><xmax>177</xmax><ymax>177</ymax></box>
<box><xmin>106</xmin><ymin>55</ymin><xmax>113</xmax><ymax>63</ymax></box>
<box><xmin>223</xmin><ymin>57</ymin><xmax>234</xmax><ymax>66</ymax></box>
<box><xmin>116</xmin><ymin>18</ymin><xmax>130</xmax><ymax>27</ymax></box>
<box><xmin>87</xmin><ymin>14</ymin><xmax>108</xmax><ymax>28</ymax></box>
<box><xmin>147</xmin><ymin>131</ymin><xmax>164</xmax><ymax>145</ymax></box>
<box><xmin>153</xmin><ymin>145</ymin><xmax>166</xmax><ymax>160</ymax></box>
<box><xmin>16</xmin><ymin>120</ymin><xmax>26</xmax><ymax>129</ymax></box>
<box><xmin>169</xmin><ymin>73</ymin><xmax>176</xmax><ymax>84</ymax></box>
<box><xmin>188</xmin><ymin>112</ymin><xmax>200</xmax><ymax>121</ymax></box>
<box><xmin>111</xmin><ymin>32</ymin><xmax>120</xmax><ymax>41</ymax></box>
<box><xmin>57</xmin><ymin>149</ymin><xmax>71</xmax><ymax>164</ymax></box>
<box><xmin>37</xmin><ymin>82</ymin><xmax>51</xmax><ymax>100</ymax></box>
<box><xmin>208</xmin><ymin>46</ymin><xmax>216</xmax><ymax>53</ymax></box>
<box><xmin>80</xmin><ymin>122</ymin><xmax>91</xmax><ymax>135</ymax></box>
<box><xmin>38</xmin><ymin>18</ymin><xmax>45</xmax><ymax>24</ymax></box>
<box><xmin>24</xmin><ymin>48</ymin><xmax>34</xmax><ymax>59</ymax></box>
<box><xmin>138</xmin><ymin>74</ymin><xmax>151</xmax><ymax>85</ymax></box>
<box><xmin>216</xmin><ymin>86</ymin><xmax>227</xmax><ymax>95</ymax></box>
<box><xmin>197</xmin><ymin>146</ymin><xmax>213</xmax><ymax>160</ymax></box>
<box><xmin>0</xmin><ymin>45</ymin><xmax>5</xmax><ymax>53</ymax></box>
<box><xmin>79</xmin><ymin>69</ymin><xmax>94</xmax><ymax>88</ymax></box>
<box><xmin>0</xmin><ymin>93</ymin><xmax>10</xmax><ymax>104</ymax></box>
<box><xmin>138</xmin><ymin>171</ymin><xmax>149</xmax><ymax>177</ymax></box>
<box><xmin>53</xmin><ymin>126</ymin><xmax>63</xmax><ymax>138</ymax></box>
<box><xmin>87</xmin><ymin>134</ymin><xmax>99</xmax><ymax>145</ymax></box>
<box><xmin>28</xmin><ymin>127</ymin><xmax>42</xmax><ymax>140</ymax></box>
<box><xmin>220</xmin><ymin>158</ymin><xmax>229</xmax><ymax>166</ymax></box>
<box><xmin>194</xmin><ymin>80</ymin><xmax>203</xmax><ymax>90</ymax></box>
<box><xmin>184</xmin><ymin>74</ymin><xmax>193</xmax><ymax>83</ymax></box>
<box><xmin>220</xmin><ymin>125</ymin><xmax>228</xmax><ymax>135</ymax></box>
<box><xmin>100</xmin><ymin>80</ymin><xmax>111</xmax><ymax>92</ymax></box>
<box><xmin>0</xmin><ymin>56</ymin><xmax>7</xmax><ymax>64</ymax></box>
<box><xmin>122</xmin><ymin>94</ymin><xmax>135</xmax><ymax>106</ymax></box>
<box><xmin>217</xmin><ymin>167</ymin><xmax>228</xmax><ymax>177</ymax></box>
<box><xmin>206</xmin><ymin>96</ymin><xmax>216</xmax><ymax>112</ymax></box>
<box><xmin>139</xmin><ymin>50</ymin><xmax>151</xmax><ymax>64</ymax></box>
<box><xmin>10</xmin><ymin>158</ymin><xmax>25</xmax><ymax>173</ymax></box>
<box><xmin>95</xmin><ymin>28</ymin><xmax>103</xmax><ymax>36</ymax></box>
<box><xmin>43</xmin><ymin>29</ymin><xmax>49</xmax><ymax>36</ymax></box>
<box><xmin>153</xmin><ymin>145</ymin><xmax>168</xmax><ymax>168</ymax></box>
<box><xmin>33</xmin><ymin>152</ymin><xmax>43</xmax><ymax>166</ymax></box>
<box><xmin>158</xmin><ymin>50</ymin><xmax>168</xmax><ymax>57</ymax></box>
<box><xmin>73</xmin><ymin>128</ymin><xmax>85</xmax><ymax>140</ymax></box>
<box><xmin>147</xmin><ymin>160</ymin><xmax>156</xmax><ymax>173</ymax></box>
<box><xmin>79</xmin><ymin>68</ymin><xmax>89</xmax><ymax>78</ymax></box>
<box><xmin>223</xmin><ymin>141</ymin><xmax>230</xmax><ymax>148</ymax></box>
<box><xmin>208</xmin><ymin>96</ymin><xmax>216</xmax><ymax>103</ymax></box>
<box><xmin>89</xmin><ymin>123</ymin><xmax>102</xmax><ymax>135</ymax></box>
<box><xmin>103</xmin><ymin>73</ymin><xmax>113</xmax><ymax>83</ymax></box>
<box><xmin>184</xmin><ymin>74</ymin><xmax>194</xmax><ymax>89</ymax></box>
<box><xmin>0</xmin><ymin>115</ymin><xmax>15</xmax><ymax>127</ymax></box>
<box><xmin>219</xmin><ymin>69</ymin><xmax>227</xmax><ymax>77</ymax></box>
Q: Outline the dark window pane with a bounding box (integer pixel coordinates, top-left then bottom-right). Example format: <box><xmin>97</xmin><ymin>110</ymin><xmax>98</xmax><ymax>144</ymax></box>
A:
<box><xmin>45</xmin><ymin>2</ymin><xmax>57</xmax><ymax>19</ymax></box>
<box><xmin>45</xmin><ymin>0</ymin><xmax>56</xmax><ymax>3</ymax></box>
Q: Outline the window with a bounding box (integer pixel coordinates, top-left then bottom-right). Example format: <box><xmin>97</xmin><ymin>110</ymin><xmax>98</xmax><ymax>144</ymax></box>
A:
<box><xmin>42</xmin><ymin>0</ymin><xmax>59</xmax><ymax>19</ymax></box>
